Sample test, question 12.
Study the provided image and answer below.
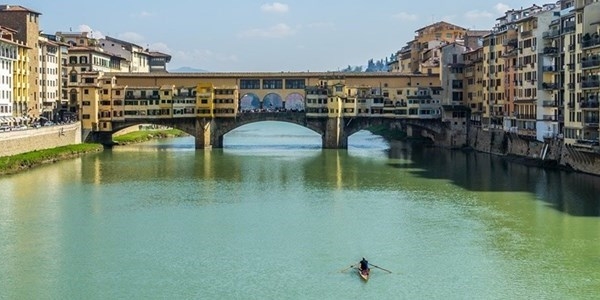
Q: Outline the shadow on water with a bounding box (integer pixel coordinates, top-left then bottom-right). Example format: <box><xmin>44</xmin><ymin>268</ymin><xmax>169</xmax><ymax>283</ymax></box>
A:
<box><xmin>388</xmin><ymin>141</ymin><xmax>600</xmax><ymax>217</ymax></box>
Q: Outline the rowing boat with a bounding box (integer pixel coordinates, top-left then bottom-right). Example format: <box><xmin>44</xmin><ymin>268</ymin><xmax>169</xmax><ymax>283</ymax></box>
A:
<box><xmin>358</xmin><ymin>267</ymin><xmax>370</xmax><ymax>281</ymax></box>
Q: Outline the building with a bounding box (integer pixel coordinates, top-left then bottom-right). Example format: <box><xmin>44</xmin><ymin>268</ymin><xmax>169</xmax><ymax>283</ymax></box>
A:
<box><xmin>0</xmin><ymin>26</ymin><xmax>17</xmax><ymax>124</ymax></box>
<box><xmin>0</xmin><ymin>4</ymin><xmax>41</xmax><ymax>118</ymax></box>
<box><xmin>99</xmin><ymin>36</ymin><xmax>150</xmax><ymax>73</ymax></box>
<box><xmin>147</xmin><ymin>51</ymin><xmax>171</xmax><ymax>73</ymax></box>
<box><xmin>38</xmin><ymin>34</ymin><xmax>60</xmax><ymax>121</ymax></box>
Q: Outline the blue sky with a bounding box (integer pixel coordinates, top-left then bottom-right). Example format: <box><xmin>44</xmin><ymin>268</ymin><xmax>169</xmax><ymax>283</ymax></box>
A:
<box><xmin>19</xmin><ymin>0</ymin><xmax>533</xmax><ymax>72</ymax></box>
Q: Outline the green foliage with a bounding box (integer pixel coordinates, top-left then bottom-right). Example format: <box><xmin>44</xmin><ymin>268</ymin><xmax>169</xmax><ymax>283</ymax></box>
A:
<box><xmin>113</xmin><ymin>129</ymin><xmax>187</xmax><ymax>144</ymax></box>
<box><xmin>0</xmin><ymin>144</ymin><xmax>103</xmax><ymax>175</ymax></box>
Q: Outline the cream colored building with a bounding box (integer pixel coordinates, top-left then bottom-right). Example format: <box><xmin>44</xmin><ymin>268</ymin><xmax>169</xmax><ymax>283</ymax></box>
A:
<box><xmin>569</xmin><ymin>0</ymin><xmax>600</xmax><ymax>147</ymax></box>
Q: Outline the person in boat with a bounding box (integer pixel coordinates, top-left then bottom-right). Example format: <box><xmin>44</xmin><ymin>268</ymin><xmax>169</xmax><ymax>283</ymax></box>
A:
<box><xmin>359</xmin><ymin>258</ymin><xmax>369</xmax><ymax>271</ymax></box>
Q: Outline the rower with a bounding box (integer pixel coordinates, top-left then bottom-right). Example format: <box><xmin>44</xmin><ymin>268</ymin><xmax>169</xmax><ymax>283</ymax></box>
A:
<box><xmin>359</xmin><ymin>257</ymin><xmax>369</xmax><ymax>270</ymax></box>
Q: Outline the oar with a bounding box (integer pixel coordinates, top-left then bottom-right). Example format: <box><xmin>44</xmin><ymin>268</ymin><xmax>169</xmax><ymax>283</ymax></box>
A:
<box><xmin>340</xmin><ymin>265</ymin><xmax>356</xmax><ymax>273</ymax></box>
<box><xmin>370</xmin><ymin>263</ymin><xmax>392</xmax><ymax>273</ymax></box>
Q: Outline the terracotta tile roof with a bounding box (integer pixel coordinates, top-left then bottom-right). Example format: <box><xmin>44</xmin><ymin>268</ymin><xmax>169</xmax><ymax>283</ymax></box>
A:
<box><xmin>0</xmin><ymin>5</ymin><xmax>42</xmax><ymax>15</ymax></box>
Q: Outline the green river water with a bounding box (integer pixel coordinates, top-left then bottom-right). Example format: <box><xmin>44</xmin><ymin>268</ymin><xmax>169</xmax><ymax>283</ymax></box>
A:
<box><xmin>0</xmin><ymin>122</ymin><xmax>599</xmax><ymax>299</ymax></box>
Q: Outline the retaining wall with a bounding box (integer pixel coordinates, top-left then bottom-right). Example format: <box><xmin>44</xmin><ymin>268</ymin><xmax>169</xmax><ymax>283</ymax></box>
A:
<box><xmin>0</xmin><ymin>123</ymin><xmax>82</xmax><ymax>157</ymax></box>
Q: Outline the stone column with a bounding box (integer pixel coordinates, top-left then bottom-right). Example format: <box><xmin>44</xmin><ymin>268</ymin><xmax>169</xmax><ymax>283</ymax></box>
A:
<box><xmin>195</xmin><ymin>118</ymin><xmax>214</xmax><ymax>149</ymax></box>
<box><xmin>323</xmin><ymin>117</ymin><xmax>348</xmax><ymax>149</ymax></box>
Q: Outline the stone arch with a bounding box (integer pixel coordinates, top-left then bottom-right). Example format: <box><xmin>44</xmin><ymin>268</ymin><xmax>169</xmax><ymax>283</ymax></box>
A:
<box><xmin>285</xmin><ymin>93</ymin><xmax>305</xmax><ymax>111</ymax></box>
<box><xmin>240</xmin><ymin>93</ymin><xmax>260</xmax><ymax>112</ymax></box>
<box><xmin>263</xmin><ymin>93</ymin><xmax>283</xmax><ymax>110</ymax></box>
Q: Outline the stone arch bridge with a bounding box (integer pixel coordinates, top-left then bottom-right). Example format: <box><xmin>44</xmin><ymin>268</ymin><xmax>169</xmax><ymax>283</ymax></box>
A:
<box><xmin>91</xmin><ymin>113</ymin><xmax>451</xmax><ymax>149</ymax></box>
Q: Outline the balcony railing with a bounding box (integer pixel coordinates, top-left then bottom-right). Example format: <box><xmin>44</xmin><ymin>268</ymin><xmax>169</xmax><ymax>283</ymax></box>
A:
<box><xmin>542</xmin><ymin>82</ymin><xmax>559</xmax><ymax>90</ymax></box>
<box><xmin>583</xmin><ymin>35</ymin><xmax>600</xmax><ymax>49</ymax></box>
<box><xmin>582</xmin><ymin>58</ymin><xmax>600</xmax><ymax>69</ymax></box>
<box><xmin>580</xmin><ymin>101</ymin><xmax>599</xmax><ymax>109</ymax></box>
<box><xmin>542</xmin><ymin>101</ymin><xmax>557</xmax><ymax>107</ymax></box>
<box><xmin>543</xmin><ymin>47</ymin><xmax>559</xmax><ymax>55</ymax></box>
<box><xmin>584</xmin><ymin>118</ymin><xmax>600</xmax><ymax>126</ymax></box>
<box><xmin>543</xmin><ymin>29</ymin><xmax>560</xmax><ymax>39</ymax></box>
<box><xmin>581</xmin><ymin>80</ymin><xmax>600</xmax><ymax>89</ymax></box>
<box><xmin>516</xmin><ymin>114</ymin><xmax>536</xmax><ymax>120</ymax></box>
<box><xmin>564</xmin><ymin>22</ymin><xmax>576</xmax><ymax>33</ymax></box>
<box><xmin>543</xmin><ymin>115</ymin><xmax>558</xmax><ymax>121</ymax></box>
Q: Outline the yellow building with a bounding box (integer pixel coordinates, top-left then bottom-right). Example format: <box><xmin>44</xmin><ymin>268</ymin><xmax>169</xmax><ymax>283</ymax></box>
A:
<box><xmin>14</xmin><ymin>37</ymin><xmax>29</xmax><ymax>121</ymax></box>
<box><xmin>463</xmin><ymin>47</ymin><xmax>485</xmax><ymax>125</ymax></box>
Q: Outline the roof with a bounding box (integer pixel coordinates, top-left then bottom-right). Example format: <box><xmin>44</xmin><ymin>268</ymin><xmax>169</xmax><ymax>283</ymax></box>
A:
<box><xmin>415</xmin><ymin>21</ymin><xmax>466</xmax><ymax>34</ymax></box>
<box><xmin>103</xmin><ymin>36</ymin><xmax>144</xmax><ymax>50</ymax></box>
<box><xmin>0</xmin><ymin>4</ymin><xmax>41</xmax><ymax>15</ymax></box>
<box><xmin>147</xmin><ymin>51</ymin><xmax>172</xmax><ymax>62</ymax></box>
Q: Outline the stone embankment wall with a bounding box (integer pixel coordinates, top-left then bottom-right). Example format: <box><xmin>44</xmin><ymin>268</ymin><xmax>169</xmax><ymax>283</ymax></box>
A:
<box><xmin>465</xmin><ymin>126</ymin><xmax>600</xmax><ymax>176</ymax></box>
<box><xmin>0</xmin><ymin>123</ymin><xmax>82</xmax><ymax>157</ymax></box>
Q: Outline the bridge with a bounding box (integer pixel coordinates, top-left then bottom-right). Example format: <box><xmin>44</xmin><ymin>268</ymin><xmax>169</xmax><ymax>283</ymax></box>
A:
<box><xmin>90</xmin><ymin>111</ymin><xmax>452</xmax><ymax>149</ymax></box>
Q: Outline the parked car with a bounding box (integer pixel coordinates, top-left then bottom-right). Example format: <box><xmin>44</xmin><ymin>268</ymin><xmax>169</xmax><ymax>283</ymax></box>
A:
<box><xmin>0</xmin><ymin>125</ymin><xmax>10</xmax><ymax>132</ymax></box>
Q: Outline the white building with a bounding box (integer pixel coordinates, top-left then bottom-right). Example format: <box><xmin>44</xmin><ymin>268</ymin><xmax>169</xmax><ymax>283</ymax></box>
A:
<box><xmin>0</xmin><ymin>29</ymin><xmax>17</xmax><ymax>123</ymax></box>
<box><xmin>38</xmin><ymin>35</ymin><xmax>60</xmax><ymax>121</ymax></box>
<box><xmin>99</xmin><ymin>36</ymin><xmax>150</xmax><ymax>73</ymax></box>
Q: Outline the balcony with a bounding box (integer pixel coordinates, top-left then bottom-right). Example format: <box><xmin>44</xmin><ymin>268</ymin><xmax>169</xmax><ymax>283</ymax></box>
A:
<box><xmin>581</xmin><ymin>57</ymin><xmax>600</xmax><ymax>69</ymax></box>
<box><xmin>581</xmin><ymin>80</ymin><xmax>600</xmax><ymax>89</ymax></box>
<box><xmin>516</xmin><ymin>114</ymin><xmax>536</xmax><ymax>120</ymax></box>
<box><xmin>542</xmin><ymin>65</ymin><xmax>556</xmax><ymax>72</ymax></box>
<box><xmin>542</xmin><ymin>82</ymin><xmax>559</xmax><ymax>90</ymax></box>
<box><xmin>543</xmin><ymin>29</ymin><xmax>560</xmax><ymax>39</ymax></box>
<box><xmin>582</xmin><ymin>36</ymin><xmax>600</xmax><ymax>49</ymax></box>
<box><xmin>584</xmin><ymin>118</ymin><xmax>599</xmax><ymax>127</ymax></box>
<box><xmin>542</xmin><ymin>101</ymin><xmax>558</xmax><ymax>107</ymax></box>
<box><xmin>580</xmin><ymin>101</ymin><xmax>599</xmax><ymax>109</ymax></box>
<box><xmin>521</xmin><ymin>30</ymin><xmax>533</xmax><ymax>38</ymax></box>
<box><xmin>503</xmin><ymin>38</ymin><xmax>518</xmax><ymax>47</ymax></box>
<box><xmin>568</xmin><ymin>44</ymin><xmax>576</xmax><ymax>52</ymax></box>
<box><xmin>563</xmin><ymin>22</ymin><xmax>576</xmax><ymax>33</ymax></box>
<box><xmin>542</xmin><ymin>47</ymin><xmax>559</xmax><ymax>56</ymax></box>
<box><xmin>543</xmin><ymin>115</ymin><xmax>558</xmax><ymax>121</ymax></box>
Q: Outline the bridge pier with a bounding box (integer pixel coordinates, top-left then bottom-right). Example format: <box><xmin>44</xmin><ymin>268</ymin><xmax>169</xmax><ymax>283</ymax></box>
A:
<box><xmin>91</xmin><ymin>131</ymin><xmax>115</xmax><ymax>147</ymax></box>
<box><xmin>323</xmin><ymin>117</ymin><xmax>348</xmax><ymax>149</ymax></box>
<box><xmin>194</xmin><ymin>118</ymin><xmax>217</xmax><ymax>149</ymax></box>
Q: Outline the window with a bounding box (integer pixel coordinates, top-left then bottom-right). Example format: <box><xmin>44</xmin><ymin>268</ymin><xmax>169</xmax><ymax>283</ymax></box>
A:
<box><xmin>263</xmin><ymin>79</ymin><xmax>283</xmax><ymax>89</ymax></box>
<box><xmin>240</xmin><ymin>79</ymin><xmax>260</xmax><ymax>89</ymax></box>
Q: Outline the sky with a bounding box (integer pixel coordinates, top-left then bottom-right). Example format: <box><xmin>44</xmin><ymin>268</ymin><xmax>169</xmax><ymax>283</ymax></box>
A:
<box><xmin>18</xmin><ymin>0</ymin><xmax>536</xmax><ymax>72</ymax></box>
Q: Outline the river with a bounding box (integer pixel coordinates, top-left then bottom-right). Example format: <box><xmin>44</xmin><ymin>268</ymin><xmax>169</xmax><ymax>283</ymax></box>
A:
<box><xmin>0</xmin><ymin>122</ymin><xmax>598</xmax><ymax>299</ymax></box>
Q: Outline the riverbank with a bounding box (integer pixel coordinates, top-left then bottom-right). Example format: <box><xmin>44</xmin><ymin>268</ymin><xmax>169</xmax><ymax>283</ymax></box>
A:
<box><xmin>0</xmin><ymin>143</ymin><xmax>104</xmax><ymax>176</ymax></box>
<box><xmin>113</xmin><ymin>129</ymin><xmax>188</xmax><ymax>145</ymax></box>
<box><xmin>0</xmin><ymin>129</ymin><xmax>188</xmax><ymax>176</ymax></box>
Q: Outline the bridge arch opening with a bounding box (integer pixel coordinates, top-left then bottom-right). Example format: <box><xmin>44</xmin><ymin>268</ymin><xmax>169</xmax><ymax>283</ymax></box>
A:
<box><xmin>284</xmin><ymin>93</ymin><xmax>305</xmax><ymax>112</ymax></box>
<box><xmin>240</xmin><ymin>93</ymin><xmax>261</xmax><ymax>112</ymax></box>
<box><xmin>347</xmin><ymin>130</ymin><xmax>390</xmax><ymax>151</ymax></box>
<box><xmin>263</xmin><ymin>93</ymin><xmax>284</xmax><ymax>111</ymax></box>
<box><xmin>223</xmin><ymin>121</ymin><xmax>321</xmax><ymax>150</ymax></box>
